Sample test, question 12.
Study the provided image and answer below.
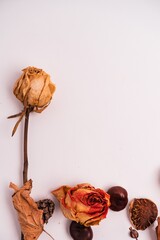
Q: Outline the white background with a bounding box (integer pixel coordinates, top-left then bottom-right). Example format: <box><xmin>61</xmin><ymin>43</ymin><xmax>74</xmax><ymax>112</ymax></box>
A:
<box><xmin>1</xmin><ymin>0</ymin><xmax>160</xmax><ymax>239</ymax></box>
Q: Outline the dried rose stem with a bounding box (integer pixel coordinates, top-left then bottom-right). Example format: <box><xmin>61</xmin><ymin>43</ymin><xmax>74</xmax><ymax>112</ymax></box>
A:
<box><xmin>23</xmin><ymin>106</ymin><xmax>34</xmax><ymax>183</ymax></box>
<box><xmin>23</xmin><ymin>108</ymin><xmax>30</xmax><ymax>183</ymax></box>
<box><xmin>21</xmin><ymin>107</ymin><xmax>33</xmax><ymax>240</ymax></box>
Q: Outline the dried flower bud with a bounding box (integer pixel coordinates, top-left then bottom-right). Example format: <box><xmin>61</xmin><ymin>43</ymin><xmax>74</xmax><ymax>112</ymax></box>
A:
<box><xmin>14</xmin><ymin>66</ymin><xmax>56</xmax><ymax>112</ymax></box>
<box><xmin>8</xmin><ymin>66</ymin><xmax>56</xmax><ymax>135</ymax></box>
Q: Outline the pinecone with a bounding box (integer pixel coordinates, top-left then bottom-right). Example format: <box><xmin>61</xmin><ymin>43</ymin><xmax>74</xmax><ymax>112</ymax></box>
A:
<box><xmin>36</xmin><ymin>199</ymin><xmax>55</xmax><ymax>224</ymax></box>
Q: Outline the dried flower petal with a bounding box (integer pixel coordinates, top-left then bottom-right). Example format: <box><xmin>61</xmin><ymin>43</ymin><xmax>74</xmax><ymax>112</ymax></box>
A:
<box><xmin>129</xmin><ymin>198</ymin><xmax>158</xmax><ymax>230</ymax></box>
<box><xmin>10</xmin><ymin>180</ymin><xmax>44</xmax><ymax>240</ymax></box>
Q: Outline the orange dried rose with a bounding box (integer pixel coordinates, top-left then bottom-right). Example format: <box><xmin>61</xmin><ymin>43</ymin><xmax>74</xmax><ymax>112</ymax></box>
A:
<box><xmin>52</xmin><ymin>183</ymin><xmax>110</xmax><ymax>227</ymax></box>
<box><xmin>10</xmin><ymin>180</ymin><xmax>43</xmax><ymax>240</ymax></box>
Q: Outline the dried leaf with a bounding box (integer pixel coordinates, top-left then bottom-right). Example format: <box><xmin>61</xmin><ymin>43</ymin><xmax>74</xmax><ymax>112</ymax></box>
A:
<box><xmin>10</xmin><ymin>180</ymin><xmax>44</xmax><ymax>240</ymax></box>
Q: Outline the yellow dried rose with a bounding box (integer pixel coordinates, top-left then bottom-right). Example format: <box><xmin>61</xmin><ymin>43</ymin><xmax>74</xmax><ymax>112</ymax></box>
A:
<box><xmin>14</xmin><ymin>66</ymin><xmax>56</xmax><ymax>112</ymax></box>
<box><xmin>8</xmin><ymin>66</ymin><xmax>56</xmax><ymax>135</ymax></box>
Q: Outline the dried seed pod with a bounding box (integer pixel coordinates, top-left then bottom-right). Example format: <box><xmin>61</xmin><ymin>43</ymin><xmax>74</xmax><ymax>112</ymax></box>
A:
<box><xmin>129</xmin><ymin>198</ymin><xmax>158</xmax><ymax>230</ymax></box>
<box><xmin>70</xmin><ymin>221</ymin><xmax>93</xmax><ymax>240</ymax></box>
<box><xmin>36</xmin><ymin>199</ymin><xmax>55</xmax><ymax>224</ymax></box>
<box><xmin>129</xmin><ymin>227</ymin><xmax>139</xmax><ymax>239</ymax></box>
<box><xmin>107</xmin><ymin>186</ymin><xmax>128</xmax><ymax>211</ymax></box>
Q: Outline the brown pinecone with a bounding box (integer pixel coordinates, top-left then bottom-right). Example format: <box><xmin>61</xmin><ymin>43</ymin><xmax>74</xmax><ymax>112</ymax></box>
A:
<box><xmin>36</xmin><ymin>199</ymin><xmax>55</xmax><ymax>224</ymax></box>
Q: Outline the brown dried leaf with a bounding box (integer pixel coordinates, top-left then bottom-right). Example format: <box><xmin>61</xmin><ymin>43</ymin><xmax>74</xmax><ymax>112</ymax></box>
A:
<box><xmin>10</xmin><ymin>180</ymin><xmax>44</xmax><ymax>240</ymax></box>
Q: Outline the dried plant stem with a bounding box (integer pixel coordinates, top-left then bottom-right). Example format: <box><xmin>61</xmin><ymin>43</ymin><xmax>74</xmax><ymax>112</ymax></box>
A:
<box><xmin>21</xmin><ymin>107</ymin><xmax>33</xmax><ymax>240</ymax></box>
<box><xmin>23</xmin><ymin>108</ymin><xmax>30</xmax><ymax>184</ymax></box>
<box><xmin>23</xmin><ymin>106</ymin><xmax>34</xmax><ymax>184</ymax></box>
<box><xmin>43</xmin><ymin>229</ymin><xmax>55</xmax><ymax>239</ymax></box>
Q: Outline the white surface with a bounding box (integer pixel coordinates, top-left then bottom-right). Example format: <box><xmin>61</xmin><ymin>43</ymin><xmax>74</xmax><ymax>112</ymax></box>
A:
<box><xmin>1</xmin><ymin>0</ymin><xmax>160</xmax><ymax>239</ymax></box>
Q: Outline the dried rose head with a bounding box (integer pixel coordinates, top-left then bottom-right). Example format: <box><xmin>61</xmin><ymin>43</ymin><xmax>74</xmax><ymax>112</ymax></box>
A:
<box><xmin>129</xmin><ymin>198</ymin><xmax>158</xmax><ymax>230</ymax></box>
<box><xmin>14</xmin><ymin>66</ymin><xmax>56</xmax><ymax>112</ymax></box>
<box><xmin>9</xmin><ymin>66</ymin><xmax>56</xmax><ymax>135</ymax></box>
<box><xmin>52</xmin><ymin>183</ymin><xmax>110</xmax><ymax>227</ymax></box>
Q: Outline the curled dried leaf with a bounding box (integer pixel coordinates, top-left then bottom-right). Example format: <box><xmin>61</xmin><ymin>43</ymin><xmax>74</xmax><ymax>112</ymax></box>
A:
<box><xmin>10</xmin><ymin>180</ymin><xmax>44</xmax><ymax>240</ymax></box>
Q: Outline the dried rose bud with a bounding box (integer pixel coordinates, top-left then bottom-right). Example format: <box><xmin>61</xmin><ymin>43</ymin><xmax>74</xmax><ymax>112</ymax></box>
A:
<box><xmin>14</xmin><ymin>66</ymin><xmax>56</xmax><ymax>112</ymax></box>
<box><xmin>8</xmin><ymin>66</ymin><xmax>56</xmax><ymax>135</ymax></box>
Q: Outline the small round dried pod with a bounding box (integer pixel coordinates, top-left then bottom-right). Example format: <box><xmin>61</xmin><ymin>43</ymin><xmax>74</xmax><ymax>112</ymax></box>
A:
<box><xmin>129</xmin><ymin>198</ymin><xmax>158</xmax><ymax>230</ymax></box>
<box><xmin>107</xmin><ymin>186</ymin><xmax>128</xmax><ymax>211</ymax></box>
<box><xmin>129</xmin><ymin>227</ymin><xmax>139</xmax><ymax>239</ymax></box>
<box><xmin>70</xmin><ymin>221</ymin><xmax>93</xmax><ymax>240</ymax></box>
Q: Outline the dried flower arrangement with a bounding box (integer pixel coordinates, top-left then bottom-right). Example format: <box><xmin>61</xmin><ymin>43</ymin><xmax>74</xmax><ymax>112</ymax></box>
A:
<box><xmin>8</xmin><ymin>67</ymin><xmax>56</xmax><ymax>239</ymax></box>
<box><xmin>8</xmin><ymin>67</ymin><xmax>160</xmax><ymax>240</ymax></box>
